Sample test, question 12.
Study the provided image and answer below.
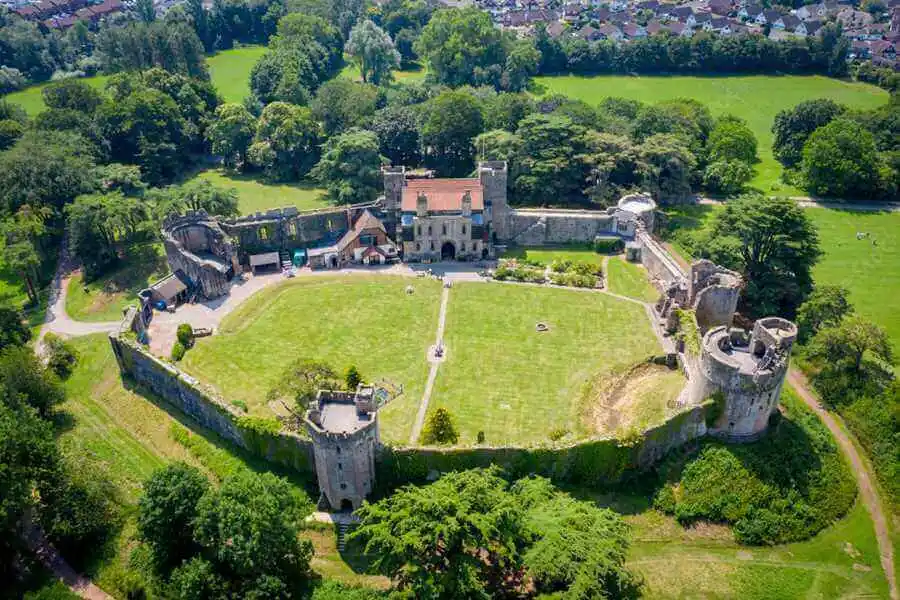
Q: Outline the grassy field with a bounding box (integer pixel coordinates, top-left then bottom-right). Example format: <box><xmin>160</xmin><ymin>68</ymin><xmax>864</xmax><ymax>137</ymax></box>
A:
<box><xmin>189</xmin><ymin>168</ymin><xmax>330</xmax><ymax>215</ymax></box>
<box><xmin>606</xmin><ymin>255</ymin><xmax>660</xmax><ymax>302</ymax></box>
<box><xmin>502</xmin><ymin>244</ymin><xmax>603</xmax><ymax>266</ymax></box>
<box><xmin>182</xmin><ymin>276</ymin><xmax>442</xmax><ymax>443</ymax></box>
<box><xmin>338</xmin><ymin>61</ymin><xmax>427</xmax><ymax>83</ymax></box>
<box><xmin>534</xmin><ymin>75</ymin><xmax>888</xmax><ymax>196</ymax></box>
<box><xmin>65</xmin><ymin>244</ymin><xmax>167</xmax><ymax>322</ymax></box>
<box><xmin>429</xmin><ymin>281</ymin><xmax>661</xmax><ymax>445</ymax></box>
<box><xmin>2</xmin><ymin>75</ymin><xmax>110</xmax><ymax>116</ymax></box>
<box><xmin>805</xmin><ymin>207</ymin><xmax>900</xmax><ymax>362</ymax></box>
<box><xmin>208</xmin><ymin>45</ymin><xmax>267</xmax><ymax>103</ymax></box>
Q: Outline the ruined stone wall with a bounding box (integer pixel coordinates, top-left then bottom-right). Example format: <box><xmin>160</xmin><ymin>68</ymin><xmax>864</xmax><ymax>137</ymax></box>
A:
<box><xmin>637</xmin><ymin>229</ymin><xmax>686</xmax><ymax>290</ymax></box>
<box><xmin>689</xmin><ymin>260</ymin><xmax>742</xmax><ymax>332</ymax></box>
<box><xmin>506</xmin><ymin>210</ymin><xmax>617</xmax><ymax>245</ymax></box>
<box><xmin>108</xmin><ymin>322</ymin><xmax>314</xmax><ymax>473</ymax></box>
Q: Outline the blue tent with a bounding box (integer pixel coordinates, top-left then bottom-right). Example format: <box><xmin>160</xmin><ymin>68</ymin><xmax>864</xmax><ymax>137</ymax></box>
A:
<box><xmin>292</xmin><ymin>249</ymin><xmax>307</xmax><ymax>266</ymax></box>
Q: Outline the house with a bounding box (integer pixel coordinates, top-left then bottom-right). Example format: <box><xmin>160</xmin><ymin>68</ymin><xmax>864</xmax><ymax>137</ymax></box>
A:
<box><xmin>672</xmin><ymin>5</ymin><xmax>695</xmax><ymax>25</ymax></box>
<box><xmin>622</xmin><ymin>22</ymin><xmax>647</xmax><ymax>38</ymax></box>
<box><xmin>850</xmin><ymin>39</ymin><xmax>872</xmax><ymax>58</ymax></box>
<box><xmin>636</xmin><ymin>0</ymin><xmax>660</xmax><ymax>12</ymax></box>
<box><xmin>781</xmin><ymin>14</ymin><xmax>801</xmax><ymax>31</ymax></box>
<box><xmin>563</xmin><ymin>2</ymin><xmax>583</xmax><ymax>21</ymax></box>
<box><xmin>546</xmin><ymin>21</ymin><xmax>567</xmax><ymax>37</ymax></box>
<box><xmin>335</xmin><ymin>210</ymin><xmax>398</xmax><ymax>266</ymax></box>
<box><xmin>609</xmin><ymin>0</ymin><xmax>627</xmax><ymax>12</ymax></box>
<box><xmin>740</xmin><ymin>4</ymin><xmax>763</xmax><ymax>21</ymax></box>
<box><xmin>646</xmin><ymin>18</ymin><xmax>664</xmax><ymax>34</ymax></box>
<box><xmin>708</xmin><ymin>0</ymin><xmax>732</xmax><ymax>16</ymax></box>
<box><xmin>870</xmin><ymin>39</ymin><xmax>897</xmax><ymax>58</ymax></box>
<box><xmin>597</xmin><ymin>22</ymin><xmax>624</xmax><ymax>40</ymax></box>
<box><xmin>591</xmin><ymin>7</ymin><xmax>610</xmax><ymax>21</ymax></box>
<box><xmin>711</xmin><ymin>16</ymin><xmax>731</xmax><ymax>32</ymax></box>
<box><xmin>577</xmin><ymin>25</ymin><xmax>604</xmax><ymax>41</ymax></box>
<box><xmin>695</xmin><ymin>11</ymin><xmax>713</xmax><ymax>29</ymax></box>
<box><xmin>666</xmin><ymin>21</ymin><xmax>693</xmax><ymax>36</ymax></box>
<box><xmin>764</xmin><ymin>9</ymin><xmax>784</xmax><ymax>27</ymax></box>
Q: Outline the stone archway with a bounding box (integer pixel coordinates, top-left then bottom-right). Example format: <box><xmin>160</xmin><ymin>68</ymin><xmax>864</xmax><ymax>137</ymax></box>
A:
<box><xmin>339</xmin><ymin>498</ymin><xmax>354</xmax><ymax>512</ymax></box>
<box><xmin>441</xmin><ymin>241</ymin><xmax>456</xmax><ymax>261</ymax></box>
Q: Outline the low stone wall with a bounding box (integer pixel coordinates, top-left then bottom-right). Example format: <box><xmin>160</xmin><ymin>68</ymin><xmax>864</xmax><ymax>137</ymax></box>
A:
<box><xmin>376</xmin><ymin>403</ymin><xmax>709</xmax><ymax>490</ymax></box>
<box><xmin>108</xmin><ymin>328</ymin><xmax>314</xmax><ymax>474</ymax></box>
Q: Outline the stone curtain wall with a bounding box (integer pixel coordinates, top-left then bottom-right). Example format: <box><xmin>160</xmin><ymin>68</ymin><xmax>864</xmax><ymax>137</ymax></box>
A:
<box><xmin>637</xmin><ymin>229</ymin><xmax>686</xmax><ymax>288</ymax></box>
<box><xmin>376</xmin><ymin>403</ymin><xmax>710</xmax><ymax>491</ymax></box>
<box><xmin>506</xmin><ymin>209</ymin><xmax>616</xmax><ymax>246</ymax></box>
<box><xmin>108</xmin><ymin>326</ymin><xmax>314</xmax><ymax>473</ymax></box>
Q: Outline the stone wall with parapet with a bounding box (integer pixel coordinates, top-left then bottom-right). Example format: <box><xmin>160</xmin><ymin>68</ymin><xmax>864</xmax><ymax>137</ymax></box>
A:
<box><xmin>506</xmin><ymin>209</ymin><xmax>618</xmax><ymax>246</ymax></box>
<box><xmin>376</xmin><ymin>402</ymin><xmax>709</xmax><ymax>490</ymax></box>
<box><xmin>637</xmin><ymin>228</ymin><xmax>686</xmax><ymax>290</ymax></box>
<box><xmin>108</xmin><ymin>313</ymin><xmax>314</xmax><ymax>473</ymax></box>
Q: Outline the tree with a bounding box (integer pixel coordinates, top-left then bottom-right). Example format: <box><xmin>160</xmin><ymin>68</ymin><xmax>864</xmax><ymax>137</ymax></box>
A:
<box><xmin>43</xmin><ymin>333</ymin><xmax>78</xmax><ymax>379</ymax></box>
<box><xmin>310</xmin><ymin>79</ymin><xmax>380</xmax><ymax>137</ymax></box>
<box><xmin>0</xmin><ymin>131</ymin><xmax>95</xmax><ymax>217</ymax></box>
<box><xmin>421</xmin><ymin>90</ymin><xmax>484</xmax><ymax>176</ymax></box>
<box><xmin>345</xmin><ymin>365</ymin><xmax>362</xmax><ymax>390</ymax></box>
<box><xmin>512</xmin><ymin>114</ymin><xmax>588</xmax><ymax>206</ymax></box>
<box><xmin>707</xmin><ymin>115</ymin><xmax>757</xmax><ymax>164</ymax></box>
<box><xmin>351</xmin><ymin>468</ymin><xmax>525</xmax><ymax>598</ymax></box>
<box><xmin>484</xmin><ymin>92</ymin><xmax>534</xmax><ymax>132</ymax></box>
<box><xmin>95</xmin><ymin>21</ymin><xmax>207</xmax><ymax>78</ymax></box>
<box><xmin>473</xmin><ymin>129</ymin><xmax>521</xmax><ymax>163</ymax></box>
<box><xmin>311</xmin><ymin>129</ymin><xmax>386</xmax><ymax>204</ymax></box>
<box><xmin>703</xmin><ymin>160</ymin><xmax>752</xmax><ymax>196</ymax></box>
<box><xmin>41</xmin><ymin>79</ymin><xmax>103</xmax><ymax>114</ymax></box>
<box><xmin>801</xmin><ymin>118</ymin><xmax>882</xmax><ymax>198</ymax></box>
<box><xmin>0</xmin><ymin>119</ymin><xmax>23</xmax><ymax>151</ymax></box>
<box><xmin>371</xmin><ymin>104</ymin><xmax>422</xmax><ymax>167</ymax></box>
<box><xmin>502</xmin><ymin>39</ymin><xmax>540</xmax><ymax>92</ymax></box>
<box><xmin>414</xmin><ymin>7</ymin><xmax>506</xmax><ymax>87</ymax></box>
<box><xmin>268</xmin><ymin>358</ymin><xmax>341</xmax><ymax>410</ymax></box>
<box><xmin>345</xmin><ymin>20</ymin><xmax>400</xmax><ymax>85</ymax></box>
<box><xmin>633</xmin><ymin>99</ymin><xmax>714</xmax><ymax>156</ymax></box>
<box><xmin>0</xmin><ymin>345</ymin><xmax>65</xmax><ymax>417</ymax></box>
<box><xmin>0</xmin><ymin>305</ymin><xmax>30</xmax><ymax>351</ymax></box>
<box><xmin>772</xmin><ymin>98</ymin><xmax>845</xmax><ymax>168</ymax></box>
<box><xmin>206</xmin><ymin>103</ymin><xmax>256</xmax><ymax>170</ymax></box>
<box><xmin>136</xmin><ymin>0</ymin><xmax>156</xmax><ymax>22</ymax></box>
<box><xmin>638</xmin><ymin>134</ymin><xmax>697</xmax><ymax>204</ymax></box>
<box><xmin>249</xmin><ymin>102</ymin><xmax>321</xmax><ymax>181</ymax></box>
<box><xmin>152</xmin><ymin>180</ymin><xmax>239</xmax><ymax>218</ymax></box>
<box><xmin>193</xmin><ymin>471</ymin><xmax>313</xmax><ymax>592</ymax></box>
<box><xmin>168</xmin><ymin>557</ymin><xmax>227</xmax><ymax>600</ymax></box>
<box><xmin>420</xmin><ymin>407</ymin><xmax>458</xmax><ymax>445</ymax></box>
<box><xmin>796</xmin><ymin>285</ymin><xmax>854</xmax><ymax>343</ymax></box>
<box><xmin>138</xmin><ymin>462</ymin><xmax>210</xmax><ymax>569</ymax></box>
<box><xmin>700</xmin><ymin>193</ymin><xmax>821</xmax><ymax>317</ymax></box>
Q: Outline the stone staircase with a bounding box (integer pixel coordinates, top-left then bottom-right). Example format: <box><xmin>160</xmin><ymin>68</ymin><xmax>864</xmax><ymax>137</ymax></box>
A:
<box><xmin>280</xmin><ymin>250</ymin><xmax>292</xmax><ymax>270</ymax></box>
<box><xmin>336</xmin><ymin>522</ymin><xmax>353</xmax><ymax>552</ymax></box>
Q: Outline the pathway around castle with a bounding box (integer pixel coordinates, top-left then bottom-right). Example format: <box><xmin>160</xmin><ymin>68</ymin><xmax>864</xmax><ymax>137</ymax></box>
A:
<box><xmin>409</xmin><ymin>285</ymin><xmax>451</xmax><ymax>445</ymax></box>
<box><xmin>788</xmin><ymin>369</ymin><xmax>898</xmax><ymax>600</ymax></box>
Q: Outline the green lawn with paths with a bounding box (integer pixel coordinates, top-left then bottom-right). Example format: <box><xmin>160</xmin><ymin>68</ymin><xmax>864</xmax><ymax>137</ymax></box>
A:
<box><xmin>606</xmin><ymin>255</ymin><xmax>660</xmax><ymax>302</ymax></box>
<box><xmin>534</xmin><ymin>74</ymin><xmax>888</xmax><ymax>197</ymax></box>
<box><xmin>65</xmin><ymin>243</ymin><xmax>167</xmax><ymax>322</ymax></box>
<box><xmin>182</xmin><ymin>276</ymin><xmax>443</xmax><ymax>444</ymax></box>
<box><xmin>188</xmin><ymin>168</ymin><xmax>330</xmax><ymax>215</ymax></box>
<box><xmin>429</xmin><ymin>281</ymin><xmax>661</xmax><ymax>445</ymax></box>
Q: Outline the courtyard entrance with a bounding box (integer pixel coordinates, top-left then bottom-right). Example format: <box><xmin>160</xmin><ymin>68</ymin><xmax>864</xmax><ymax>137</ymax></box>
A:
<box><xmin>441</xmin><ymin>241</ymin><xmax>456</xmax><ymax>261</ymax></box>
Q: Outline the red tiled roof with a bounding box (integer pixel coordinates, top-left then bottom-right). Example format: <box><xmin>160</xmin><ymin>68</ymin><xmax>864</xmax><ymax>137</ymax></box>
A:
<box><xmin>401</xmin><ymin>179</ymin><xmax>484</xmax><ymax>212</ymax></box>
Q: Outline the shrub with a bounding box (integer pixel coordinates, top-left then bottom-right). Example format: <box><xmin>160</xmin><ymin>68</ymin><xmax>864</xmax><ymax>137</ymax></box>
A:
<box><xmin>171</xmin><ymin>342</ymin><xmax>186</xmax><ymax>361</ymax></box>
<box><xmin>548</xmin><ymin>427</ymin><xmax>568</xmax><ymax>441</ymax></box>
<box><xmin>570</xmin><ymin>262</ymin><xmax>598</xmax><ymax>276</ymax></box>
<box><xmin>476</xmin><ymin>431</ymin><xmax>485</xmax><ymax>444</ymax></box>
<box><xmin>420</xmin><ymin>407</ymin><xmax>459</xmax><ymax>445</ymax></box>
<box><xmin>43</xmin><ymin>333</ymin><xmax>79</xmax><ymax>379</ymax></box>
<box><xmin>176</xmin><ymin>324</ymin><xmax>194</xmax><ymax>348</ymax></box>
<box><xmin>593</xmin><ymin>237</ymin><xmax>625</xmax><ymax>254</ymax></box>
<box><xmin>231</xmin><ymin>399</ymin><xmax>249</xmax><ymax>412</ymax></box>
<box><xmin>345</xmin><ymin>365</ymin><xmax>362</xmax><ymax>390</ymax></box>
<box><xmin>551</xmin><ymin>259</ymin><xmax>572</xmax><ymax>273</ymax></box>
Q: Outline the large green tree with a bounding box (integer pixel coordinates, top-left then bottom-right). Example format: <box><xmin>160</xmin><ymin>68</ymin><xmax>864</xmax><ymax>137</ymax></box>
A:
<box><xmin>421</xmin><ymin>90</ymin><xmax>484</xmax><ymax>176</ymax></box>
<box><xmin>638</xmin><ymin>134</ymin><xmax>697</xmax><ymax>204</ymax></box>
<box><xmin>248</xmin><ymin>102</ymin><xmax>321</xmax><ymax>181</ymax></box>
<box><xmin>311</xmin><ymin>128</ymin><xmax>386</xmax><ymax>204</ymax></box>
<box><xmin>772</xmin><ymin>98</ymin><xmax>845</xmax><ymax>167</ymax></box>
<box><xmin>372</xmin><ymin>104</ymin><xmax>422</xmax><ymax>167</ymax></box>
<box><xmin>414</xmin><ymin>7</ymin><xmax>506</xmax><ymax>87</ymax></box>
<box><xmin>41</xmin><ymin>79</ymin><xmax>103</xmax><ymax>114</ymax></box>
<box><xmin>707</xmin><ymin>115</ymin><xmax>757</xmax><ymax>164</ymax></box>
<box><xmin>796</xmin><ymin>284</ymin><xmax>854</xmax><ymax>343</ymax></box>
<box><xmin>699</xmin><ymin>193</ymin><xmax>821</xmax><ymax>317</ymax></box>
<box><xmin>345</xmin><ymin>19</ymin><xmax>401</xmax><ymax>85</ymax></box>
<box><xmin>512</xmin><ymin>114</ymin><xmax>588</xmax><ymax>206</ymax></box>
<box><xmin>206</xmin><ymin>103</ymin><xmax>256</xmax><ymax>170</ymax></box>
<box><xmin>310</xmin><ymin>79</ymin><xmax>380</xmax><ymax>137</ymax></box>
<box><xmin>801</xmin><ymin>118</ymin><xmax>882</xmax><ymax>198</ymax></box>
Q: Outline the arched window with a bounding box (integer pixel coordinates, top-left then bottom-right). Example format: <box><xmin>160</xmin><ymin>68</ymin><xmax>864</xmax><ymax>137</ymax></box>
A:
<box><xmin>442</xmin><ymin>223</ymin><xmax>447</xmax><ymax>235</ymax></box>
<box><xmin>462</xmin><ymin>224</ymin><xmax>467</xmax><ymax>235</ymax></box>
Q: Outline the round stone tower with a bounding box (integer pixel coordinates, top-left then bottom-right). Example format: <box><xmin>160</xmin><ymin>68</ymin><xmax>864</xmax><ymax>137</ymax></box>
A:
<box><xmin>691</xmin><ymin>317</ymin><xmax>798</xmax><ymax>442</ymax></box>
<box><xmin>304</xmin><ymin>386</ymin><xmax>380</xmax><ymax>511</ymax></box>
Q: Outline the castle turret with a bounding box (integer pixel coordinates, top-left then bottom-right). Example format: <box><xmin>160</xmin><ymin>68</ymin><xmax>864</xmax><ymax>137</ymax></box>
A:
<box><xmin>478</xmin><ymin>161</ymin><xmax>509</xmax><ymax>241</ymax></box>
<box><xmin>382</xmin><ymin>166</ymin><xmax>405</xmax><ymax>215</ymax></box>
<box><xmin>691</xmin><ymin>317</ymin><xmax>797</xmax><ymax>442</ymax></box>
<box><xmin>304</xmin><ymin>386</ymin><xmax>380</xmax><ymax>511</ymax></box>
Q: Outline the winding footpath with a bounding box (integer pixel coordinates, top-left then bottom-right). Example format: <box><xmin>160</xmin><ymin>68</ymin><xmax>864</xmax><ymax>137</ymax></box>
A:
<box><xmin>788</xmin><ymin>370</ymin><xmax>898</xmax><ymax>600</ymax></box>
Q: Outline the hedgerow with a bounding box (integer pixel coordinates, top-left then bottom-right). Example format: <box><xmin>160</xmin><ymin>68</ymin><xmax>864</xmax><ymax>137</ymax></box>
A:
<box><xmin>653</xmin><ymin>388</ymin><xmax>856</xmax><ymax>545</ymax></box>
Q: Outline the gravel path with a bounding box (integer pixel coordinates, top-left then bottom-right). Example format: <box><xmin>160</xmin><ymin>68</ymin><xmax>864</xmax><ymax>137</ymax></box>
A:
<box><xmin>788</xmin><ymin>369</ymin><xmax>897</xmax><ymax>600</ymax></box>
<box><xmin>409</xmin><ymin>285</ymin><xmax>451</xmax><ymax>445</ymax></box>
<box><xmin>23</xmin><ymin>521</ymin><xmax>113</xmax><ymax>600</ymax></box>
<box><xmin>698</xmin><ymin>196</ymin><xmax>900</xmax><ymax>212</ymax></box>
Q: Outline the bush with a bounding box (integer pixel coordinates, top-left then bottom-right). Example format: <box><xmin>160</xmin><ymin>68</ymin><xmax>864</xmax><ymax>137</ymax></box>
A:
<box><xmin>654</xmin><ymin>389</ymin><xmax>856</xmax><ymax>545</ymax></box>
<box><xmin>420</xmin><ymin>407</ymin><xmax>459</xmax><ymax>445</ymax></box>
<box><xmin>550</xmin><ymin>259</ymin><xmax>572</xmax><ymax>273</ymax></box>
<box><xmin>231</xmin><ymin>399</ymin><xmax>249</xmax><ymax>412</ymax></box>
<box><xmin>345</xmin><ymin>365</ymin><xmax>362</xmax><ymax>390</ymax></box>
<box><xmin>593</xmin><ymin>237</ymin><xmax>625</xmax><ymax>254</ymax></box>
<box><xmin>841</xmin><ymin>387</ymin><xmax>899</xmax><ymax>509</ymax></box>
<box><xmin>171</xmin><ymin>342</ymin><xmax>186</xmax><ymax>361</ymax></box>
<box><xmin>43</xmin><ymin>333</ymin><xmax>79</xmax><ymax>379</ymax></box>
<box><xmin>176</xmin><ymin>324</ymin><xmax>194</xmax><ymax>348</ymax></box>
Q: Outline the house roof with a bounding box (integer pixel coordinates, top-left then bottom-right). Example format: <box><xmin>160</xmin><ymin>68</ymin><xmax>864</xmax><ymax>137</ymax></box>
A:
<box><xmin>401</xmin><ymin>179</ymin><xmax>484</xmax><ymax>213</ymax></box>
<box><xmin>336</xmin><ymin>209</ymin><xmax>387</xmax><ymax>251</ymax></box>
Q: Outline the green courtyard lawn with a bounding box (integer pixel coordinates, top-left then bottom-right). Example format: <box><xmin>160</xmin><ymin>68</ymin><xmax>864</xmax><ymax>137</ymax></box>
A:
<box><xmin>429</xmin><ymin>281</ymin><xmax>662</xmax><ymax>445</ymax></box>
<box><xmin>606</xmin><ymin>255</ymin><xmax>659</xmax><ymax>302</ymax></box>
<box><xmin>338</xmin><ymin>61</ymin><xmax>427</xmax><ymax>84</ymax></box>
<box><xmin>534</xmin><ymin>74</ymin><xmax>888</xmax><ymax>196</ymax></box>
<box><xmin>208</xmin><ymin>45</ymin><xmax>267</xmax><ymax>103</ymax></box>
<box><xmin>502</xmin><ymin>243</ymin><xmax>603</xmax><ymax>266</ymax></box>
<box><xmin>182</xmin><ymin>276</ymin><xmax>443</xmax><ymax>443</ymax></box>
<box><xmin>65</xmin><ymin>243</ymin><xmax>167</xmax><ymax>322</ymax></box>
<box><xmin>189</xmin><ymin>168</ymin><xmax>330</xmax><ymax>215</ymax></box>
